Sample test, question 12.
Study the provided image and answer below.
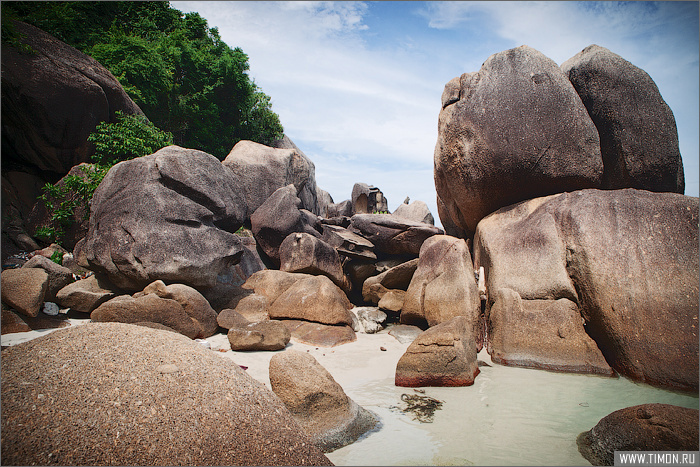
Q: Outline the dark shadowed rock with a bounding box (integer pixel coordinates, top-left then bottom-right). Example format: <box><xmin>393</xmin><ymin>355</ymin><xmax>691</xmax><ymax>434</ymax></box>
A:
<box><xmin>322</xmin><ymin>224</ymin><xmax>376</xmax><ymax>261</ymax></box>
<box><xmin>228</xmin><ymin>320</ymin><xmax>291</xmax><ymax>351</ymax></box>
<box><xmin>562</xmin><ymin>44</ymin><xmax>685</xmax><ymax>193</ymax></box>
<box><xmin>402</xmin><ymin>236</ymin><xmax>481</xmax><ymax>346</ymax></box>
<box><xmin>81</xmin><ymin>146</ymin><xmax>246</xmax><ymax>292</ymax></box>
<box><xmin>577</xmin><ymin>404</ymin><xmax>699</xmax><ymax>466</ymax></box>
<box><xmin>223</xmin><ymin>139</ymin><xmax>325</xmax><ymax>218</ymax></box>
<box><xmin>21</xmin><ymin>254</ymin><xmax>73</xmax><ymax>303</ymax></box>
<box><xmin>282</xmin><ymin>320</ymin><xmax>357</xmax><ymax>347</ymax></box>
<box><xmin>1</xmin><ymin>268</ymin><xmax>48</xmax><ymax>318</ymax></box>
<box><xmin>474</xmin><ymin>188</ymin><xmax>699</xmax><ymax>391</ymax></box>
<box><xmin>268</xmin><ymin>275</ymin><xmax>354</xmax><ymax>326</ymax></box>
<box><xmin>1</xmin><ymin>322</ymin><xmax>332</xmax><ymax>466</ymax></box>
<box><xmin>269</xmin><ymin>350</ymin><xmax>379</xmax><ymax>452</ymax></box>
<box><xmin>1</xmin><ymin>306</ymin><xmax>31</xmax><ymax>334</ymax></box>
<box><xmin>350</xmin><ymin>214</ymin><xmax>443</xmax><ymax>257</ymax></box>
<box><xmin>280</xmin><ymin>232</ymin><xmax>349</xmax><ymax>291</ymax></box>
<box><xmin>395</xmin><ymin>316</ymin><xmax>479</xmax><ymax>387</ymax></box>
<box><xmin>91</xmin><ymin>294</ymin><xmax>199</xmax><ymax>339</ymax></box>
<box><xmin>1</xmin><ymin>21</ymin><xmax>144</xmax><ymax>175</ymax></box>
<box><xmin>488</xmin><ymin>288</ymin><xmax>613</xmax><ymax>375</ymax></box>
<box><xmin>250</xmin><ymin>184</ymin><xmax>323</xmax><ymax>266</ymax></box>
<box><xmin>434</xmin><ymin>45</ymin><xmax>602</xmax><ymax>237</ymax></box>
<box><xmin>55</xmin><ymin>274</ymin><xmax>119</xmax><ymax>313</ymax></box>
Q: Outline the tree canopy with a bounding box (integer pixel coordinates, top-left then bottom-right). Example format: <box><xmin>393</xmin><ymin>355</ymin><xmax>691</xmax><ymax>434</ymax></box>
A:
<box><xmin>2</xmin><ymin>1</ymin><xmax>284</xmax><ymax>159</ymax></box>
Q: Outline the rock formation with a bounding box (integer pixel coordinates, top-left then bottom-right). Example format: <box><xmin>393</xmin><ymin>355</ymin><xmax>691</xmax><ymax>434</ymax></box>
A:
<box><xmin>434</xmin><ymin>45</ymin><xmax>603</xmax><ymax>237</ymax></box>
<box><xmin>474</xmin><ymin>188</ymin><xmax>698</xmax><ymax>391</ymax></box>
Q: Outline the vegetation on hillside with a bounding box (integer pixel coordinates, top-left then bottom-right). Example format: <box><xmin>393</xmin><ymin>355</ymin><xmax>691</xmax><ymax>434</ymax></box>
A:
<box><xmin>2</xmin><ymin>1</ymin><xmax>284</xmax><ymax>159</ymax></box>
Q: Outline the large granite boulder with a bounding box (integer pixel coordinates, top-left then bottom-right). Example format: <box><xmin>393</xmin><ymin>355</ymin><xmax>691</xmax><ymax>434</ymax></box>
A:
<box><xmin>474</xmin><ymin>188</ymin><xmax>699</xmax><ymax>391</ymax></box>
<box><xmin>395</xmin><ymin>316</ymin><xmax>480</xmax><ymax>387</ymax></box>
<box><xmin>350</xmin><ymin>214</ymin><xmax>443</xmax><ymax>257</ymax></box>
<box><xmin>0</xmin><ymin>268</ymin><xmax>48</xmax><ymax>318</ymax></box>
<box><xmin>488</xmin><ymin>288</ymin><xmax>613</xmax><ymax>375</ymax></box>
<box><xmin>281</xmin><ymin>320</ymin><xmax>357</xmax><ymax>347</ymax></box>
<box><xmin>223</xmin><ymin>139</ymin><xmax>324</xmax><ymax>219</ymax></box>
<box><xmin>577</xmin><ymin>404</ymin><xmax>699</xmax><ymax>466</ymax></box>
<box><xmin>1</xmin><ymin>322</ymin><xmax>332</xmax><ymax>466</ymax></box>
<box><xmin>81</xmin><ymin>145</ymin><xmax>246</xmax><ymax>292</ymax></box>
<box><xmin>1</xmin><ymin>21</ymin><xmax>144</xmax><ymax>175</ymax></box>
<box><xmin>250</xmin><ymin>184</ymin><xmax>323</xmax><ymax>266</ymax></box>
<box><xmin>434</xmin><ymin>45</ymin><xmax>602</xmax><ymax>237</ymax></box>
<box><xmin>269</xmin><ymin>350</ymin><xmax>379</xmax><ymax>452</ymax></box>
<box><xmin>228</xmin><ymin>320</ymin><xmax>291</xmax><ymax>351</ymax></box>
<box><xmin>562</xmin><ymin>45</ymin><xmax>685</xmax><ymax>193</ymax></box>
<box><xmin>402</xmin><ymin>236</ymin><xmax>481</xmax><ymax>345</ymax></box>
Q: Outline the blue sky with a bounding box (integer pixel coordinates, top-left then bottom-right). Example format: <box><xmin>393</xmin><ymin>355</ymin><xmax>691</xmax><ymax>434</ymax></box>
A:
<box><xmin>172</xmin><ymin>1</ymin><xmax>699</xmax><ymax>227</ymax></box>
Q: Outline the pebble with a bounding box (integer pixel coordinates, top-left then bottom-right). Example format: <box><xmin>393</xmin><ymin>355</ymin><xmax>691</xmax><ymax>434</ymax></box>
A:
<box><xmin>380</xmin><ymin>346</ymin><xmax>387</xmax><ymax>351</ymax></box>
<box><xmin>42</xmin><ymin>302</ymin><xmax>60</xmax><ymax>316</ymax></box>
<box><xmin>195</xmin><ymin>339</ymin><xmax>211</xmax><ymax>349</ymax></box>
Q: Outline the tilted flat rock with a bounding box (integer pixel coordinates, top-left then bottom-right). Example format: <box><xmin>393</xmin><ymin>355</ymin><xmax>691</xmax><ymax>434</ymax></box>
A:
<box><xmin>280</xmin><ymin>232</ymin><xmax>349</xmax><ymax>291</ymax></box>
<box><xmin>562</xmin><ymin>44</ymin><xmax>685</xmax><ymax>193</ymax></box>
<box><xmin>392</xmin><ymin>200</ymin><xmax>435</xmax><ymax>225</ymax></box>
<box><xmin>577</xmin><ymin>404</ymin><xmax>699</xmax><ymax>466</ymax></box>
<box><xmin>434</xmin><ymin>45</ymin><xmax>602</xmax><ymax>237</ymax></box>
<box><xmin>350</xmin><ymin>214</ymin><xmax>443</xmax><ymax>257</ymax></box>
<box><xmin>474</xmin><ymin>188</ymin><xmax>699</xmax><ymax>391</ymax></box>
<box><xmin>270</xmin><ymin>350</ymin><xmax>378</xmax><ymax>452</ymax></box>
<box><xmin>1</xmin><ymin>322</ymin><xmax>332</xmax><ymax>466</ymax></box>
<box><xmin>362</xmin><ymin>258</ymin><xmax>419</xmax><ymax>304</ymax></box>
<box><xmin>81</xmin><ymin>145</ymin><xmax>246</xmax><ymax>292</ymax></box>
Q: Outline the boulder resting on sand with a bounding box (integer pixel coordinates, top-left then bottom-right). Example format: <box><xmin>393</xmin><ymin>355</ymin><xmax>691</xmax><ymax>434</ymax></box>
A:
<box><xmin>0</xmin><ymin>322</ymin><xmax>332</xmax><ymax>466</ymax></box>
<box><xmin>395</xmin><ymin>316</ymin><xmax>479</xmax><ymax>387</ymax></box>
<box><xmin>270</xmin><ymin>349</ymin><xmax>379</xmax><ymax>452</ymax></box>
<box><xmin>577</xmin><ymin>403</ymin><xmax>699</xmax><ymax>466</ymax></box>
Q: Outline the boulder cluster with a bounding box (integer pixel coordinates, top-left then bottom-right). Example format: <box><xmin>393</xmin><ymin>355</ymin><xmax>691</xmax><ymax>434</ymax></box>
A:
<box><xmin>1</xmin><ymin>22</ymin><xmax>698</xmax><ymax>465</ymax></box>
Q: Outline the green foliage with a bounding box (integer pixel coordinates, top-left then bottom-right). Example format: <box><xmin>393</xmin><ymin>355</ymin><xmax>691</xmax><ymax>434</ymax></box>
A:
<box><xmin>3</xmin><ymin>1</ymin><xmax>284</xmax><ymax>159</ymax></box>
<box><xmin>35</xmin><ymin>164</ymin><xmax>108</xmax><ymax>244</ymax></box>
<box><xmin>88</xmin><ymin>111</ymin><xmax>173</xmax><ymax>166</ymax></box>
<box><xmin>49</xmin><ymin>250</ymin><xmax>63</xmax><ymax>265</ymax></box>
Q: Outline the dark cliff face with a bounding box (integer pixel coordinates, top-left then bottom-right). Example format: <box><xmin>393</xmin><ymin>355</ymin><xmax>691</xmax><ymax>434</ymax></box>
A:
<box><xmin>1</xmin><ymin>20</ymin><xmax>144</xmax><ymax>258</ymax></box>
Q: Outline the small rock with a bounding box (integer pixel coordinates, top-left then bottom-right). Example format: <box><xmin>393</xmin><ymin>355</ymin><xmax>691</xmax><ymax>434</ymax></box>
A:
<box><xmin>195</xmin><ymin>339</ymin><xmax>211</xmax><ymax>349</ymax></box>
<box><xmin>380</xmin><ymin>347</ymin><xmax>387</xmax><ymax>352</ymax></box>
<box><xmin>42</xmin><ymin>302</ymin><xmax>59</xmax><ymax>316</ymax></box>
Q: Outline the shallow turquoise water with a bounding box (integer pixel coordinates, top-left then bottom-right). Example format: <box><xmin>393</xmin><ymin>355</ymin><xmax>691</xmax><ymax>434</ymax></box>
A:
<box><xmin>327</xmin><ymin>349</ymin><xmax>699</xmax><ymax>466</ymax></box>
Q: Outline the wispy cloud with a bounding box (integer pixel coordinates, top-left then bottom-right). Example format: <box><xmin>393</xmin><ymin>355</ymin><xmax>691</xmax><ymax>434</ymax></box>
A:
<box><xmin>172</xmin><ymin>1</ymin><xmax>698</xmax><ymax>222</ymax></box>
